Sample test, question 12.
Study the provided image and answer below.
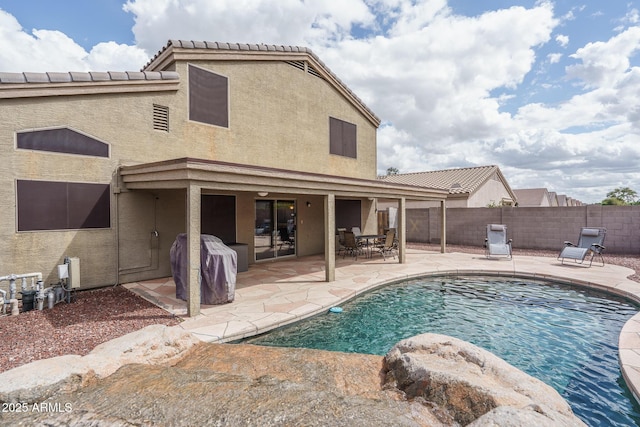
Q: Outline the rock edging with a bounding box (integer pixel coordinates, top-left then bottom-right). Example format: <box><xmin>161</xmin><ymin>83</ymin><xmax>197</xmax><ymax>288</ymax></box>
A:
<box><xmin>0</xmin><ymin>324</ymin><xmax>199</xmax><ymax>403</ymax></box>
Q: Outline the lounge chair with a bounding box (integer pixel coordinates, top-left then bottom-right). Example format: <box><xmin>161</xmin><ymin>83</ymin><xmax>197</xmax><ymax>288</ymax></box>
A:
<box><xmin>484</xmin><ymin>224</ymin><xmax>512</xmax><ymax>259</ymax></box>
<box><xmin>558</xmin><ymin>227</ymin><xmax>606</xmax><ymax>267</ymax></box>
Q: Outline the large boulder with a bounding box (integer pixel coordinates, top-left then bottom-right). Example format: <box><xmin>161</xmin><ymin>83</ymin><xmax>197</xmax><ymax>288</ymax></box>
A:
<box><xmin>384</xmin><ymin>333</ymin><xmax>586</xmax><ymax>426</ymax></box>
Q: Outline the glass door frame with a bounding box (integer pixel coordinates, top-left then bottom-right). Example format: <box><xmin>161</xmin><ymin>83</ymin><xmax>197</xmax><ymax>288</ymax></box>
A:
<box><xmin>254</xmin><ymin>198</ymin><xmax>296</xmax><ymax>262</ymax></box>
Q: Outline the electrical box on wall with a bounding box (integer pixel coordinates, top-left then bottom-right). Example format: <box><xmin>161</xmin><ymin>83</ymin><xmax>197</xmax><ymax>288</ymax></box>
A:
<box><xmin>67</xmin><ymin>257</ymin><xmax>81</xmax><ymax>288</ymax></box>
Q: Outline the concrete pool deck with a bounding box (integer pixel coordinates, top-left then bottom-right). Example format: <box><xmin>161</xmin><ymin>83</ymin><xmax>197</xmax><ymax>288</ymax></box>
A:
<box><xmin>123</xmin><ymin>248</ymin><xmax>640</xmax><ymax>404</ymax></box>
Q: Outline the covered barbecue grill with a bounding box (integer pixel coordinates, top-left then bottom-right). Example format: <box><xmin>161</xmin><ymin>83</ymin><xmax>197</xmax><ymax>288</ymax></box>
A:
<box><xmin>170</xmin><ymin>233</ymin><xmax>237</xmax><ymax>304</ymax></box>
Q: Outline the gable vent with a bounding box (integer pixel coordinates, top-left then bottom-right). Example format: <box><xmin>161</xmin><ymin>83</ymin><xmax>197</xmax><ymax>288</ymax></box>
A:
<box><xmin>307</xmin><ymin>64</ymin><xmax>322</xmax><ymax>78</ymax></box>
<box><xmin>153</xmin><ymin>104</ymin><xmax>169</xmax><ymax>132</ymax></box>
<box><xmin>285</xmin><ymin>60</ymin><xmax>324</xmax><ymax>80</ymax></box>
<box><xmin>285</xmin><ymin>60</ymin><xmax>305</xmax><ymax>71</ymax></box>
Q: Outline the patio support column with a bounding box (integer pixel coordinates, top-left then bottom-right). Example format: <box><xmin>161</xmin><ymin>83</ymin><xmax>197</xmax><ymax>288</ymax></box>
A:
<box><xmin>324</xmin><ymin>193</ymin><xmax>336</xmax><ymax>282</ymax></box>
<box><xmin>440</xmin><ymin>199</ymin><xmax>447</xmax><ymax>253</ymax></box>
<box><xmin>398</xmin><ymin>197</ymin><xmax>406</xmax><ymax>263</ymax></box>
<box><xmin>186</xmin><ymin>183</ymin><xmax>202</xmax><ymax>317</ymax></box>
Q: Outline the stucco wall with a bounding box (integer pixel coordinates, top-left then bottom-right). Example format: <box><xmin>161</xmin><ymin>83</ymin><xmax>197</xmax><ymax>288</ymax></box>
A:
<box><xmin>173</xmin><ymin>60</ymin><xmax>378</xmax><ymax>180</ymax></box>
<box><xmin>467</xmin><ymin>177</ymin><xmax>512</xmax><ymax>207</ymax></box>
<box><xmin>406</xmin><ymin>205</ymin><xmax>640</xmax><ymax>254</ymax></box>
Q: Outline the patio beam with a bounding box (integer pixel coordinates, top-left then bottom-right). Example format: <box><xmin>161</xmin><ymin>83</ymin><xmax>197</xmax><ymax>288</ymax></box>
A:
<box><xmin>398</xmin><ymin>197</ymin><xmax>406</xmax><ymax>263</ymax></box>
<box><xmin>187</xmin><ymin>183</ymin><xmax>202</xmax><ymax>317</ymax></box>
<box><xmin>440</xmin><ymin>200</ymin><xmax>446</xmax><ymax>253</ymax></box>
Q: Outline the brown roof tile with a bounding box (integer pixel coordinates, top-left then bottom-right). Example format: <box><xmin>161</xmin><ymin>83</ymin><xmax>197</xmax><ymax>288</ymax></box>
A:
<box><xmin>379</xmin><ymin>165</ymin><xmax>503</xmax><ymax>195</ymax></box>
<box><xmin>0</xmin><ymin>71</ymin><xmax>178</xmax><ymax>85</ymax></box>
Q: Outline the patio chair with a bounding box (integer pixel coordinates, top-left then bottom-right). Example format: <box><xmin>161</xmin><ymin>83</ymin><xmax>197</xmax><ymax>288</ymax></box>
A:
<box><xmin>376</xmin><ymin>230</ymin><xmax>397</xmax><ymax>260</ymax></box>
<box><xmin>342</xmin><ymin>231</ymin><xmax>360</xmax><ymax>260</ymax></box>
<box><xmin>484</xmin><ymin>224</ymin><xmax>512</xmax><ymax>259</ymax></box>
<box><xmin>558</xmin><ymin>227</ymin><xmax>606</xmax><ymax>267</ymax></box>
<box><xmin>336</xmin><ymin>228</ymin><xmax>347</xmax><ymax>255</ymax></box>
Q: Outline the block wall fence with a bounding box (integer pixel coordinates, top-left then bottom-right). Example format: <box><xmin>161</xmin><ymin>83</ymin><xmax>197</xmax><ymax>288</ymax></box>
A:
<box><xmin>404</xmin><ymin>205</ymin><xmax>640</xmax><ymax>254</ymax></box>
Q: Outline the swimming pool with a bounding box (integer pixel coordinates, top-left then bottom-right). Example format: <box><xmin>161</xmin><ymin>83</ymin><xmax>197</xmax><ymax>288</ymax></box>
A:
<box><xmin>245</xmin><ymin>276</ymin><xmax>640</xmax><ymax>426</ymax></box>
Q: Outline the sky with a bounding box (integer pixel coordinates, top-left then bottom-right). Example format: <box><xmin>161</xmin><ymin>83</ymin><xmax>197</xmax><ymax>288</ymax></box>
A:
<box><xmin>0</xmin><ymin>1</ymin><xmax>639</xmax><ymax>204</ymax></box>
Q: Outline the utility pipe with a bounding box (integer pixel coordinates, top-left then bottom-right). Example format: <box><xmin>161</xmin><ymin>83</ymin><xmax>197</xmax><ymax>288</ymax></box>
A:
<box><xmin>0</xmin><ymin>273</ymin><xmax>43</xmax><ymax>300</ymax></box>
<box><xmin>0</xmin><ymin>289</ymin><xmax>5</xmax><ymax>315</ymax></box>
<box><xmin>0</xmin><ymin>272</ymin><xmax>43</xmax><ymax>282</ymax></box>
<box><xmin>37</xmin><ymin>286</ymin><xmax>62</xmax><ymax>310</ymax></box>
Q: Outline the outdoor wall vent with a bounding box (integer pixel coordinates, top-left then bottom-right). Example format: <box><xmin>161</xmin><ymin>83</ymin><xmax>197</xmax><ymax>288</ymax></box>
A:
<box><xmin>307</xmin><ymin>64</ymin><xmax>323</xmax><ymax>79</ymax></box>
<box><xmin>153</xmin><ymin>104</ymin><xmax>169</xmax><ymax>132</ymax></box>
<box><xmin>285</xmin><ymin>60</ymin><xmax>324</xmax><ymax>80</ymax></box>
<box><xmin>285</xmin><ymin>60</ymin><xmax>305</xmax><ymax>71</ymax></box>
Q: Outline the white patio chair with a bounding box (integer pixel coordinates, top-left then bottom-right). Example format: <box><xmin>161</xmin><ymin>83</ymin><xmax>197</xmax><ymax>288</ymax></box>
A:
<box><xmin>558</xmin><ymin>227</ymin><xmax>606</xmax><ymax>267</ymax></box>
<box><xmin>484</xmin><ymin>224</ymin><xmax>512</xmax><ymax>259</ymax></box>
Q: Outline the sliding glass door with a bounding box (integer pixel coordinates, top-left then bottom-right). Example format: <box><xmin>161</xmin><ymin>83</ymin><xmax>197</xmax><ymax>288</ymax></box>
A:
<box><xmin>254</xmin><ymin>199</ymin><xmax>296</xmax><ymax>261</ymax></box>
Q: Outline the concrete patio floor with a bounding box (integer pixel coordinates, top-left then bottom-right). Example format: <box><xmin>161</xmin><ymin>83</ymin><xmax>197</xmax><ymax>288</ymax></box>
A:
<box><xmin>123</xmin><ymin>248</ymin><xmax>640</xmax><ymax>403</ymax></box>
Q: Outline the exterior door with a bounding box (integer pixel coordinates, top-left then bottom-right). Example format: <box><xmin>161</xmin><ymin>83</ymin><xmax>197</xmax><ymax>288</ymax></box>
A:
<box><xmin>254</xmin><ymin>199</ymin><xmax>296</xmax><ymax>261</ymax></box>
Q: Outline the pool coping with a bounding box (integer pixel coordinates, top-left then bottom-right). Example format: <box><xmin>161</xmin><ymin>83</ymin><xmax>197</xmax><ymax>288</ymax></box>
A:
<box><xmin>124</xmin><ymin>249</ymin><xmax>640</xmax><ymax>406</ymax></box>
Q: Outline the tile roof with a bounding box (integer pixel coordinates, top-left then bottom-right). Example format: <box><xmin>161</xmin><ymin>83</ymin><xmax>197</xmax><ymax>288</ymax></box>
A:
<box><xmin>0</xmin><ymin>71</ymin><xmax>179</xmax><ymax>84</ymax></box>
<box><xmin>379</xmin><ymin>165</ymin><xmax>503</xmax><ymax>195</ymax></box>
<box><xmin>143</xmin><ymin>40</ymin><xmax>316</xmax><ymax>70</ymax></box>
<box><xmin>513</xmin><ymin>188</ymin><xmax>550</xmax><ymax>207</ymax></box>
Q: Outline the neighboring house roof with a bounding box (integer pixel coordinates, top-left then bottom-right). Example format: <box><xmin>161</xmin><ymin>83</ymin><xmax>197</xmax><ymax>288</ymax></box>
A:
<box><xmin>379</xmin><ymin>165</ymin><xmax>517</xmax><ymax>201</ymax></box>
<box><xmin>143</xmin><ymin>40</ymin><xmax>380</xmax><ymax>127</ymax></box>
<box><xmin>513</xmin><ymin>188</ymin><xmax>550</xmax><ymax>207</ymax></box>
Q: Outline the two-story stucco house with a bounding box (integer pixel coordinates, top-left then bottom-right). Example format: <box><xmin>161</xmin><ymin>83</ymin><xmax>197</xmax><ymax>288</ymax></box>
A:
<box><xmin>0</xmin><ymin>40</ymin><xmax>447</xmax><ymax>316</ymax></box>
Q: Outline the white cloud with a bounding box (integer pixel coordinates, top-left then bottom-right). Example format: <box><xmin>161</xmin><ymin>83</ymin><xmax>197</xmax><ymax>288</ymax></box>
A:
<box><xmin>622</xmin><ymin>8</ymin><xmax>639</xmax><ymax>25</ymax></box>
<box><xmin>0</xmin><ymin>10</ymin><xmax>147</xmax><ymax>72</ymax></box>
<box><xmin>566</xmin><ymin>26</ymin><xmax>640</xmax><ymax>88</ymax></box>
<box><xmin>85</xmin><ymin>42</ymin><xmax>151</xmax><ymax>72</ymax></box>
<box><xmin>123</xmin><ymin>0</ymin><xmax>375</xmax><ymax>53</ymax></box>
<box><xmin>547</xmin><ymin>52</ymin><xmax>562</xmax><ymax>63</ymax></box>
<box><xmin>555</xmin><ymin>34</ymin><xmax>569</xmax><ymax>47</ymax></box>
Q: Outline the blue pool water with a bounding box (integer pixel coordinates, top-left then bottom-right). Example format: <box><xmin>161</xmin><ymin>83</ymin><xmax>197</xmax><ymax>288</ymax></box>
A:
<box><xmin>246</xmin><ymin>276</ymin><xmax>640</xmax><ymax>426</ymax></box>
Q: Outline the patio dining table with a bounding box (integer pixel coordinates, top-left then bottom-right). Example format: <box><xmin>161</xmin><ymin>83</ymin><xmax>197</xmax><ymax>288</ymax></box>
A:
<box><xmin>357</xmin><ymin>234</ymin><xmax>386</xmax><ymax>258</ymax></box>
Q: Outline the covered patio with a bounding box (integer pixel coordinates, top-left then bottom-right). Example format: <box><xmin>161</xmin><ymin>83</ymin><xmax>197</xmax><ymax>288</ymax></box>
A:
<box><xmin>119</xmin><ymin>157</ymin><xmax>449</xmax><ymax>317</ymax></box>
